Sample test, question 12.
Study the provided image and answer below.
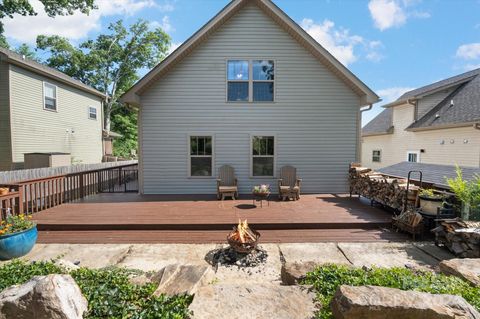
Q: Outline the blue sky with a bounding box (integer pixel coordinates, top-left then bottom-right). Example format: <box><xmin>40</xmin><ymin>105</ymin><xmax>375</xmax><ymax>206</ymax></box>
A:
<box><xmin>3</xmin><ymin>0</ymin><xmax>480</xmax><ymax>125</ymax></box>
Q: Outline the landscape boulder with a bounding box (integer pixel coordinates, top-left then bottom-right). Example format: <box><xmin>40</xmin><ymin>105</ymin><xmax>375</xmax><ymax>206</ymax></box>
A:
<box><xmin>153</xmin><ymin>264</ymin><xmax>214</xmax><ymax>296</ymax></box>
<box><xmin>0</xmin><ymin>274</ymin><xmax>88</xmax><ymax>319</ymax></box>
<box><xmin>331</xmin><ymin>285</ymin><xmax>480</xmax><ymax>319</ymax></box>
<box><xmin>281</xmin><ymin>261</ymin><xmax>318</xmax><ymax>285</ymax></box>
<box><xmin>439</xmin><ymin>258</ymin><xmax>480</xmax><ymax>287</ymax></box>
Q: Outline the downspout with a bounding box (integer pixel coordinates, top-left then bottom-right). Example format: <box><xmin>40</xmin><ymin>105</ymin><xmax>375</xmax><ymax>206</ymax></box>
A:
<box><xmin>357</xmin><ymin>104</ymin><xmax>373</xmax><ymax>163</ymax></box>
<box><xmin>474</xmin><ymin>123</ymin><xmax>480</xmax><ymax>167</ymax></box>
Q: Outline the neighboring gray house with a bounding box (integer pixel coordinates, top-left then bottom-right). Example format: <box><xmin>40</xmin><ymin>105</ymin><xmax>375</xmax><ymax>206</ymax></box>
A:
<box><xmin>121</xmin><ymin>0</ymin><xmax>379</xmax><ymax>194</ymax></box>
<box><xmin>362</xmin><ymin>68</ymin><xmax>480</xmax><ymax>169</ymax></box>
<box><xmin>0</xmin><ymin>48</ymin><xmax>106</xmax><ymax>170</ymax></box>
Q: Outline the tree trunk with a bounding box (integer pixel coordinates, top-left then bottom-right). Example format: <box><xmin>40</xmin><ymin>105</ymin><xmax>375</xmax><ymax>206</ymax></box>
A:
<box><xmin>104</xmin><ymin>102</ymin><xmax>112</xmax><ymax>132</ymax></box>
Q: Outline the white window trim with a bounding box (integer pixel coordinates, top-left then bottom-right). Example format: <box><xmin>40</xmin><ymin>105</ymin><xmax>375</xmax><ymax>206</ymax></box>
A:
<box><xmin>187</xmin><ymin>134</ymin><xmax>215</xmax><ymax>179</ymax></box>
<box><xmin>43</xmin><ymin>81</ymin><xmax>57</xmax><ymax>112</ymax></box>
<box><xmin>88</xmin><ymin>106</ymin><xmax>98</xmax><ymax>120</ymax></box>
<box><xmin>372</xmin><ymin>150</ymin><xmax>381</xmax><ymax>163</ymax></box>
<box><xmin>250</xmin><ymin>134</ymin><xmax>276</xmax><ymax>178</ymax></box>
<box><xmin>226</xmin><ymin>59</ymin><xmax>276</xmax><ymax>103</ymax></box>
<box><xmin>406</xmin><ymin>150</ymin><xmax>420</xmax><ymax>163</ymax></box>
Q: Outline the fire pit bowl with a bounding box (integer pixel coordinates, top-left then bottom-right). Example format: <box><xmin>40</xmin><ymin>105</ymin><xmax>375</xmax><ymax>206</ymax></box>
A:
<box><xmin>227</xmin><ymin>229</ymin><xmax>261</xmax><ymax>253</ymax></box>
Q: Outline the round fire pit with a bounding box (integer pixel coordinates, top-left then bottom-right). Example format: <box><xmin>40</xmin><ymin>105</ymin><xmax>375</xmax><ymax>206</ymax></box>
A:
<box><xmin>227</xmin><ymin>229</ymin><xmax>261</xmax><ymax>254</ymax></box>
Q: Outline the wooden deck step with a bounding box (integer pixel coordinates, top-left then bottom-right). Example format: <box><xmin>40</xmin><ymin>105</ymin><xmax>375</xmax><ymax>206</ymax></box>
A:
<box><xmin>37</xmin><ymin>228</ymin><xmax>408</xmax><ymax>244</ymax></box>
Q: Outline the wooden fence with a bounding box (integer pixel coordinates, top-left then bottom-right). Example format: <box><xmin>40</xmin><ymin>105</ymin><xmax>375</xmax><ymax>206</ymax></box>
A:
<box><xmin>0</xmin><ymin>163</ymin><xmax>138</xmax><ymax>221</ymax></box>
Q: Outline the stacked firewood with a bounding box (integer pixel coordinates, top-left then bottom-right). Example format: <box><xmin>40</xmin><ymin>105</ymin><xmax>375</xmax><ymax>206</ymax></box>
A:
<box><xmin>349</xmin><ymin>166</ymin><xmax>416</xmax><ymax>211</ymax></box>
<box><xmin>432</xmin><ymin>219</ymin><xmax>480</xmax><ymax>258</ymax></box>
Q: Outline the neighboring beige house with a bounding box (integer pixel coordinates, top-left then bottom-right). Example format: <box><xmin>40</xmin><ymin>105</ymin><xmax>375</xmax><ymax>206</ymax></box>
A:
<box><xmin>0</xmin><ymin>48</ymin><xmax>106</xmax><ymax>170</ymax></box>
<box><xmin>121</xmin><ymin>0</ymin><xmax>379</xmax><ymax>195</ymax></box>
<box><xmin>362</xmin><ymin>68</ymin><xmax>480</xmax><ymax>170</ymax></box>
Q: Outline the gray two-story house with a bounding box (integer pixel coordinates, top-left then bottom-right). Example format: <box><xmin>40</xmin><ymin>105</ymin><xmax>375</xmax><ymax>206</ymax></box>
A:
<box><xmin>121</xmin><ymin>0</ymin><xmax>379</xmax><ymax>194</ymax></box>
<box><xmin>0</xmin><ymin>48</ymin><xmax>106</xmax><ymax>170</ymax></box>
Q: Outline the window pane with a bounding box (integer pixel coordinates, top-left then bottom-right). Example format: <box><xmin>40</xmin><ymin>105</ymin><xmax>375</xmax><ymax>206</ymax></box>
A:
<box><xmin>227</xmin><ymin>60</ymin><xmax>249</xmax><ymax>80</ymax></box>
<box><xmin>191</xmin><ymin>157</ymin><xmax>212</xmax><ymax>176</ymax></box>
<box><xmin>252</xmin><ymin>137</ymin><xmax>261</xmax><ymax>155</ymax></box>
<box><xmin>205</xmin><ymin>137</ymin><xmax>212</xmax><ymax>155</ymax></box>
<box><xmin>45</xmin><ymin>97</ymin><xmax>56</xmax><ymax>110</ymax></box>
<box><xmin>253</xmin><ymin>60</ymin><xmax>274</xmax><ymax>80</ymax></box>
<box><xmin>266</xmin><ymin>137</ymin><xmax>274</xmax><ymax>155</ymax></box>
<box><xmin>44</xmin><ymin>83</ymin><xmax>56</xmax><ymax>98</ymax></box>
<box><xmin>190</xmin><ymin>137</ymin><xmax>198</xmax><ymax>155</ymax></box>
<box><xmin>253</xmin><ymin>82</ymin><xmax>274</xmax><ymax>102</ymax></box>
<box><xmin>198</xmin><ymin>137</ymin><xmax>205</xmax><ymax>155</ymax></box>
<box><xmin>253</xmin><ymin>157</ymin><xmax>274</xmax><ymax>176</ymax></box>
<box><xmin>228</xmin><ymin>82</ymin><xmax>248</xmax><ymax>101</ymax></box>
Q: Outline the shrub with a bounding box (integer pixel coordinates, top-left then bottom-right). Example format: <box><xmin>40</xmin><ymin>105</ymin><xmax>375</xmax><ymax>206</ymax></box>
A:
<box><xmin>0</xmin><ymin>260</ymin><xmax>192</xmax><ymax>319</ymax></box>
<box><xmin>302</xmin><ymin>264</ymin><xmax>480</xmax><ymax>319</ymax></box>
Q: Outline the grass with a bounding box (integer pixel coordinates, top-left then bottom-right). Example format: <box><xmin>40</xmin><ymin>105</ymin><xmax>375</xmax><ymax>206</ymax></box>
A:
<box><xmin>302</xmin><ymin>264</ymin><xmax>480</xmax><ymax>319</ymax></box>
<box><xmin>0</xmin><ymin>259</ymin><xmax>192</xmax><ymax>319</ymax></box>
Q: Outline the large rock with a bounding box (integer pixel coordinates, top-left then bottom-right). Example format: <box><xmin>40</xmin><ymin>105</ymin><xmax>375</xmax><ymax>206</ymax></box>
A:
<box><xmin>331</xmin><ymin>285</ymin><xmax>480</xmax><ymax>319</ymax></box>
<box><xmin>153</xmin><ymin>264</ymin><xmax>214</xmax><ymax>296</ymax></box>
<box><xmin>281</xmin><ymin>261</ymin><xmax>318</xmax><ymax>285</ymax></box>
<box><xmin>439</xmin><ymin>259</ymin><xmax>480</xmax><ymax>287</ymax></box>
<box><xmin>189</xmin><ymin>282</ymin><xmax>317</xmax><ymax>319</ymax></box>
<box><xmin>0</xmin><ymin>274</ymin><xmax>88</xmax><ymax>319</ymax></box>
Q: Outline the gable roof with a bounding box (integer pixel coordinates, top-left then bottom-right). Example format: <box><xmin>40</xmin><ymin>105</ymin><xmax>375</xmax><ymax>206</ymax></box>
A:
<box><xmin>363</xmin><ymin>68</ymin><xmax>480</xmax><ymax>135</ymax></box>
<box><xmin>0</xmin><ymin>47</ymin><xmax>105</xmax><ymax>99</ymax></box>
<box><xmin>121</xmin><ymin>0</ymin><xmax>379</xmax><ymax>107</ymax></box>
<box><xmin>378</xmin><ymin>162</ymin><xmax>480</xmax><ymax>189</ymax></box>
<box><xmin>362</xmin><ymin>108</ymin><xmax>394</xmax><ymax>136</ymax></box>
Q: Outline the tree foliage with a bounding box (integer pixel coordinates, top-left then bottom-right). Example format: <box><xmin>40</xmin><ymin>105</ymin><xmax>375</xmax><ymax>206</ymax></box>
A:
<box><xmin>36</xmin><ymin>19</ymin><xmax>171</xmax><ymax>157</ymax></box>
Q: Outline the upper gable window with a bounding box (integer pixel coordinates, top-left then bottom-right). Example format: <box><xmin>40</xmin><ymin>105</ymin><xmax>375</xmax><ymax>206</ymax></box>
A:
<box><xmin>88</xmin><ymin>107</ymin><xmax>97</xmax><ymax>120</ymax></box>
<box><xmin>227</xmin><ymin>60</ymin><xmax>274</xmax><ymax>102</ymax></box>
<box><xmin>43</xmin><ymin>82</ymin><xmax>57</xmax><ymax>111</ymax></box>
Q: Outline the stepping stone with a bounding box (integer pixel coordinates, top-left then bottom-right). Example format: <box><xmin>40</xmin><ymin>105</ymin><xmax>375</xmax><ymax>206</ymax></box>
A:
<box><xmin>439</xmin><ymin>259</ymin><xmax>480</xmax><ymax>287</ymax></box>
<box><xmin>279</xmin><ymin>243</ymin><xmax>350</xmax><ymax>265</ymax></box>
<box><xmin>189</xmin><ymin>283</ymin><xmax>317</xmax><ymax>319</ymax></box>
<box><xmin>413</xmin><ymin>242</ymin><xmax>455</xmax><ymax>261</ymax></box>
<box><xmin>153</xmin><ymin>264</ymin><xmax>214</xmax><ymax>296</ymax></box>
<box><xmin>281</xmin><ymin>261</ymin><xmax>318</xmax><ymax>285</ymax></box>
<box><xmin>337</xmin><ymin>243</ymin><xmax>438</xmax><ymax>269</ymax></box>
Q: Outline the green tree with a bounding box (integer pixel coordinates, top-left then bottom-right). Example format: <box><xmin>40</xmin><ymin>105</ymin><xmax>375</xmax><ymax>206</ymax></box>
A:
<box><xmin>37</xmin><ymin>19</ymin><xmax>171</xmax><ymax>157</ymax></box>
<box><xmin>14</xmin><ymin>43</ymin><xmax>38</xmax><ymax>61</ymax></box>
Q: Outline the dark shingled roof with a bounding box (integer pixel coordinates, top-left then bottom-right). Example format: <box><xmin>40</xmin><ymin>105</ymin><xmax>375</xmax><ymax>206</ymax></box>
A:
<box><xmin>378</xmin><ymin>162</ymin><xmax>480</xmax><ymax>189</ymax></box>
<box><xmin>0</xmin><ymin>47</ymin><xmax>105</xmax><ymax>98</ymax></box>
<box><xmin>398</xmin><ymin>68</ymin><xmax>480</xmax><ymax>100</ymax></box>
<box><xmin>362</xmin><ymin>108</ymin><xmax>393</xmax><ymax>136</ymax></box>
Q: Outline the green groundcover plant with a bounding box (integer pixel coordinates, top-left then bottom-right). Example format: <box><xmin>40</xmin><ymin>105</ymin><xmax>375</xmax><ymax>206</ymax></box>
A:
<box><xmin>0</xmin><ymin>260</ymin><xmax>192</xmax><ymax>319</ymax></box>
<box><xmin>302</xmin><ymin>264</ymin><xmax>480</xmax><ymax>319</ymax></box>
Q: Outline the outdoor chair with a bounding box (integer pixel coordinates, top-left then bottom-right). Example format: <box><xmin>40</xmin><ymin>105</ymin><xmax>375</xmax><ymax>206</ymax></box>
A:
<box><xmin>217</xmin><ymin>165</ymin><xmax>238</xmax><ymax>200</ymax></box>
<box><xmin>277</xmin><ymin>165</ymin><xmax>301</xmax><ymax>201</ymax></box>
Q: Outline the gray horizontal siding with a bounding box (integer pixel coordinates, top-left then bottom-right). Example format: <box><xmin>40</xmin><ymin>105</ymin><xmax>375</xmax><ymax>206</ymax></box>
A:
<box><xmin>140</xmin><ymin>3</ymin><xmax>360</xmax><ymax>194</ymax></box>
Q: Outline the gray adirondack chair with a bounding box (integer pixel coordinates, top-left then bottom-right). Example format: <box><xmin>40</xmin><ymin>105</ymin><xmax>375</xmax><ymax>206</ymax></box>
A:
<box><xmin>278</xmin><ymin>165</ymin><xmax>301</xmax><ymax>201</ymax></box>
<box><xmin>217</xmin><ymin>165</ymin><xmax>238</xmax><ymax>200</ymax></box>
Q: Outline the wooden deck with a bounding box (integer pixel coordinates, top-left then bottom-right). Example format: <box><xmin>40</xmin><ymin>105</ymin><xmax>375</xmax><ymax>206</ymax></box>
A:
<box><xmin>33</xmin><ymin>193</ymin><xmax>408</xmax><ymax>243</ymax></box>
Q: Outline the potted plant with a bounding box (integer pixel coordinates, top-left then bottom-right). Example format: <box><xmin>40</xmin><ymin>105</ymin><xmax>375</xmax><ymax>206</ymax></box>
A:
<box><xmin>252</xmin><ymin>184</ymin><xmax>270</xmax><ymax>197</ymax></box>
<box><xmin>446</xmin><ymin>166</ymin><xmax>480</xmax><ymax>221</ymax></box>
<box><xmin>0</xmin><ymin>213</ymin><xmax>37</xmax><ymax>260</ymax></box>
<box><xmin>418</xmin><ymin>188</ymin><xmax>444</xmax><ymax>216</ymax></box>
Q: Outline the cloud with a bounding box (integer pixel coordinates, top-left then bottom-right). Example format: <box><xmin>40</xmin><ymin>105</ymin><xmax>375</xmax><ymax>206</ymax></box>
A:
<box><xmin>377</xmin><ymin>86</ymin><xmax>415</xmax><ymax>104</ymax></box>
<box><xmin>3</xmin><ymin>0</ymin><xmax>164</xmax><ymax>43</ymax></box>
<box><xmin>301</xmin><ymin>18</ymin><xmax>383</xmax><ymax>66</ymax></box>
<box><xmin>159</xmin><ymin>16</ymin><xmax>174</xmax><ymax>33</ymax></box>
<box><xmin>368</xmin><ymin>0</ymin><xmax>430</xmax><ymax>31</ymax></box>
<box><xmin>456</xmin><ymin>43</ymin><xmax>480</xmax><ymax>60</ymax></box>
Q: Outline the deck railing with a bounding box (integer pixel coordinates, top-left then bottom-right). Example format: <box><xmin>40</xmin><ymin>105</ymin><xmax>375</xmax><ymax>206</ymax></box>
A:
<box><xmin>0</xmin><ymin>163</ymin><xmax>138</xmax><ymax>221</ymax></box>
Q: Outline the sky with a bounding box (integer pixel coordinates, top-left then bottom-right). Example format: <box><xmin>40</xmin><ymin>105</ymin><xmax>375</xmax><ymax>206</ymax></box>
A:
<box><xmin>3</xmin><ymin>0</ymin><xmax>480</xmax><ymax>125</ymax></box>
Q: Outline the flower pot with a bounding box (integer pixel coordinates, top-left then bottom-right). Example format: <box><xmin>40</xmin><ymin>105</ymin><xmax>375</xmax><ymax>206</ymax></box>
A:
<box><xmin>419</xmin><ymin>195</ymin><xmax>443</xmax><ymax>216</ymax></box>
<box><xmin>0</xmin><ymin>226</ymin><xmax>37</xmax><ymax>260</ymax></box>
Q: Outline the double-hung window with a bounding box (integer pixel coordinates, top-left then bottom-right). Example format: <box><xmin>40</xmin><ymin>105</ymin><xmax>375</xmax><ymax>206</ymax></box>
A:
<box><xmin>88</xmin><ymin>107</ymin><xmax>97</xmax><ymax>120</ymax></box>
<box><xmin>407</xmin><ymin>151</ymin><xmax>419</xmax><ymax>163</ymax></box>
<box><xmin>252</xmin><ymin>136</ymin><xmax>274</xmax><ymax>177</ymax></box>
<box><xmin>189</xmin><ymin>136</ymin><xmax>213</xmax><ymax>177</ymax></box>
<box><xmin>227</xmin><ymin>60</ymin><xmax>274</xmax><ymax>102</ymax></box>
<box><xmin>43</xmin><ymin>82</ymin><xmax>57</xmax><ymax>111</ymax></box>
<box><xmin>372</xmin><ymin>150</ymin><xmax>381</xmax><ymax>163</ymax></box>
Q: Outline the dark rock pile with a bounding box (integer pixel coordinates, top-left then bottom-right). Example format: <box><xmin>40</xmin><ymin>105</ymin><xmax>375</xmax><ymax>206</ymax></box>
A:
<box><xmin>207</xmin><ymin>246</ymin><xmax>268</xmax><ymax>270</ymax></box>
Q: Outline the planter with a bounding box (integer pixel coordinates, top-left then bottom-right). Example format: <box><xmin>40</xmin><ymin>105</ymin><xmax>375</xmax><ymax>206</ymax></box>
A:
<box><xmin>419</xmin><ymin>195</ymin><xmax>443</xmax><ymax>216</ymax></box>
<box><xmin>0</xmin><ymin>226</ymin><xmax>37</xmax><ymax>260</ymax></box>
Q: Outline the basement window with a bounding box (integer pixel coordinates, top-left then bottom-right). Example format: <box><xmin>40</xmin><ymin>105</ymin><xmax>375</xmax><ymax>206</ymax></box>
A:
<box><xmin>189</xmin><ymin>136</ymin><xmax>213</xmax><ymax>177</ymax></box>
<box><xmin>407</xmin><ymin>151</ymin><xmax>420</xmax><ymax>163</ymax></box>
<box><xmin>372</xmin><ymin>150</ymin><xmax>381</xmax><ymax>163</ymax></box>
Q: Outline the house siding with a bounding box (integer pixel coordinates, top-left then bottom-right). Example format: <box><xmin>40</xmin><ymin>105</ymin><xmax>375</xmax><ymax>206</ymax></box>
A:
<box><xmin>0</xmin><ymin>60</ymin><xmax>12</xmax><ymax>170</ymax></box>
<box><xmin>9</xmin><ymin>65</ymin><xmax>103</xmax><ymax>168</ymax></box>
<box><xmin>362</xmin><ymin>103</ymin><xmax>480</xmax><ymax>169</ymax></box>
<box><xmin>416</xmin><ymin>86</ymin><xmax>457</xmax><ymax>120</ymax></box>
<box><xmin>139</xmin><ymin>3</ymin><xmax>361</xmax><ymax>194</ymax></box>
